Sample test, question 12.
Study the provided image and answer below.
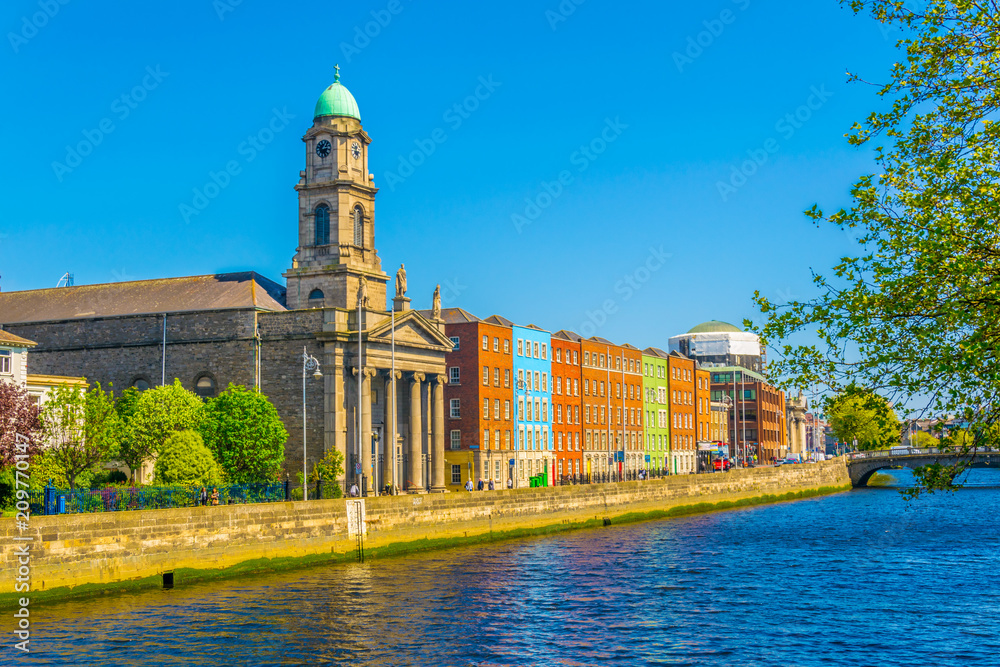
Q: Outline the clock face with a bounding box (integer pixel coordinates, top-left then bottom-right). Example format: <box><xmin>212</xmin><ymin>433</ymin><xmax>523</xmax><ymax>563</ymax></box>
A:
<box><xmin>351</xmin><ymin>141</ymin><xmax>361</xmax><ymax>160</ymax></box>
<box><xmin>315</xmin><ymin>140</ymin><xmax>332</xmax><ymax>158</ymax></box>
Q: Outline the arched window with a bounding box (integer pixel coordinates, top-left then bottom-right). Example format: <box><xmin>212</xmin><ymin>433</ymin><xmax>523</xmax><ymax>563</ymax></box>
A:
<box><xmin>314</xmin><ymin>204</ymin><xmax>330</xmax><ymax>246</ymax></box>
<box><xmin>131</xmin><ymin>377</ymin><xmax>151</xmax><ymax>391</ymax></box>
<box><xmin>353</xmin><ymin>205</ymin><xmax>364</xmax><ymax>247</ymax></box>
<box><xmin>195</xmin><ymin>375</ymin><xmax>216</xmax><ymax>399</ymax></box>
<box><xmin>308</xmin><ymin>288</ymin><xmax>324</xmax><ymax>300</ymax></box>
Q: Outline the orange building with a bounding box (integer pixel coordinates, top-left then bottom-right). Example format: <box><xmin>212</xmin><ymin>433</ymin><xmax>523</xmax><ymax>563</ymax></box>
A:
<box><xmin>667</xmin><ymin>351</ymin><xmax>697</xmax><ymax>474</ymax></box>
<box><xmin>619</xmin><ymin>344</ymin><xmax>645</xmax><ymax>478</ymax></box>
<box><xmin>551</xmin><ymin>330</ymin><xmax>583</xmax><ymax>480</ymax></box>
<box><xmin>580</xmin><ymin>336</ymin><xmax>615</xmax><ymax>480</ymax></box>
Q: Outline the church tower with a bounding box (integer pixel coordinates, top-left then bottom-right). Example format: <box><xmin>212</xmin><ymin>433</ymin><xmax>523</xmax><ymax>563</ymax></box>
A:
<box><xmin>284</xmin><ymin>68</ymin><xmax>388</xmax><ymax>311</ymax></box>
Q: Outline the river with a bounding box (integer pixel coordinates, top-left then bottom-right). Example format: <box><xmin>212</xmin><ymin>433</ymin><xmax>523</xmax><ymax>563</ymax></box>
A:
<box><xmin>15</xmin><ymin>469</ymin><xmax>1000</xmax><ymax>666</ymax></box>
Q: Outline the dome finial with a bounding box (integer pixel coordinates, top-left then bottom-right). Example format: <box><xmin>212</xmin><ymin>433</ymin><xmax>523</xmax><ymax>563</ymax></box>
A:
<box><xmin>334</xmin><ymin>63</ymin><xmax>340</xmax><ymax>83</ymax></box>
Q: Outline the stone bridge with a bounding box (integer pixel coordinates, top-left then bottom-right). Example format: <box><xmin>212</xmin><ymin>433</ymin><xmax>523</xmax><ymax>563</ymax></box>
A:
<box><xmin>846</xmin><ymin>448</ymin><xmax>1000</xmax><ymax>486</ymax></box>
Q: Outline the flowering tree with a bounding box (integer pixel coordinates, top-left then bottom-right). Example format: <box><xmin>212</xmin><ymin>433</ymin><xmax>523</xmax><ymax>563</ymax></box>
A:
<box><xmin>0</xmin><ymin>381</ymin><xmax>43</xmax><ymax>467</ymax></box>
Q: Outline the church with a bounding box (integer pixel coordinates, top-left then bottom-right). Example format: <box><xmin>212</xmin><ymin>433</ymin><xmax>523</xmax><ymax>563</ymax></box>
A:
<box><xmin>0</xmin><ymin>71</ymin><xmax>455</xmax><ymax>493</ymax></box>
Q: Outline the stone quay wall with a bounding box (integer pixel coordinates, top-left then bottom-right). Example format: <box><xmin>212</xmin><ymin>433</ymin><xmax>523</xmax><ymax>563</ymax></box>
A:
<box><xmin>0</xmin><ymin>460</ymin><xmax>849</xmax><ymax>603</ymax></box>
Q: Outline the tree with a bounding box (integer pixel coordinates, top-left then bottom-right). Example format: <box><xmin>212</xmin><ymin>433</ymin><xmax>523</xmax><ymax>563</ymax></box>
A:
<box><xmin>198</xmin><ymin>384</ymin><xmax>288</xmax><ymax>484</ymax></box>
<box><xmin>310</xmin><ymin>448</ymin><xmax>344</xmax><ymax>499</ymax></box>
<box><xmin>824</xmin><ymin>387</ymin><xmax>900</xmax><ymax>450</ymax></box>
<box><xmin>119</xmin><ymin>379</ymin><xmax>203</xmax><ymax>482</ymax></box>
<box><xmin>0</xmin><ymin>381</ymin><xmax>43</xmax><ymax>467</ymax></box>
<box><xmin>910</xmin><ymin>431</ymin><xmax>940</xmax><ymax>449</ymax></box>
<box><xmin>154</xmin><ymin>430</ymin><xmax>221</xmax><ymax>487</ymax></box>
<box><xmin>43</xmin><ymin>383</ymin><xmax>122</xmax><ymax>491</ymax></box>
<box><xmin>752</xmin><ymin>2</ymin><xmax>1000</xmax><ymax>493</ymax></box>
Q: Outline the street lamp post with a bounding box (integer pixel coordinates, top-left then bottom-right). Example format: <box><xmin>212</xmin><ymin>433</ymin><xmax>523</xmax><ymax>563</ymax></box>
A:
<box><xmin>301</xmin><ymin>346</ymin><xmax>322</xmax><ymax>501</ymax></box>
<box><xmin>721</xmin><ymin>395</ymin><xmax>734</xmax><ymax>462</ymax></box>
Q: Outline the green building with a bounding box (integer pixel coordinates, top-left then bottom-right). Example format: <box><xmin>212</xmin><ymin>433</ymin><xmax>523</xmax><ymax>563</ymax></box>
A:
<box><xmin>642</xmin><ymin>347</ymin><xmax>671</xmax><ymax>474</ymax></box>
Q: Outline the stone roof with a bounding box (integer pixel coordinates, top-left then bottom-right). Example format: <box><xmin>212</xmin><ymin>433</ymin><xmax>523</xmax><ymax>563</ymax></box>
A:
<box><xmin>0</xmin><ymin>329</ymin><xmax>37</xmax><ymax>347</ymax></box>
<box><xmin>0</xmin><ymin>272</ymin><xmax>287</xmax><ymax>324</ymax></box>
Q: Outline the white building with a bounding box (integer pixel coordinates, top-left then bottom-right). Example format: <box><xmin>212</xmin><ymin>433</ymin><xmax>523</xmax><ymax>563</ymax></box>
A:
<box><xmin>667</xmin><ymin>321</ymin><xmax>765</xmax><ymax>373</ymax></box>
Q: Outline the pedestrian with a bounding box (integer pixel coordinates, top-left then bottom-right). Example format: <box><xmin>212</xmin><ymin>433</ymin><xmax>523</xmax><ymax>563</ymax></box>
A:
<box><xmin>507</xmin><ymin>477</ymin><xmax>513</xmax><ymax>489</ymax></box>
<box><xmin>210</xmin><ymin>487</ymin><xmax>220</xmax><ymax>506</ymax></box>
<box><xmin>349</xmin><ymin>482</ymin><xmax>359</xmax><ymax>497</ymax></box>
<box><xmin>477</xmin><ymin>478</ymin><xmax>484</xmax><ymax>491</ymax></box>
<box><xmin>465</xmin><ymin>479</ymin><xmax>474</xmax><ymax>492</ymax></box>
<box><xmin>488</xmin><ymin>478</ymin><xmax>495</xmax><ymax>491</ymax></box>
<box><xmin>199</xmin><ymin>487</ymin><xmax>208</xmax><ymax>506</ymax></box>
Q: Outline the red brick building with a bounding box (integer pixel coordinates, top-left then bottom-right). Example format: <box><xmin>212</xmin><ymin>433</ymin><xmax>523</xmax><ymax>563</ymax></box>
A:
<box><xmin>435</xmin><ymin>308</ymin><xmax>514</xmax><ymax>488</ymax></box>
<box><xmin>551</xmin><ymin>330</ymin><xmax>583</xmax><ymax>480</ymax></box>
<box><xmin>667</xmin><ymin>351</ymin><xmax>696</xmax><ymax>474</ymax></box>
<box><xmin>708</xmin><ymin>367</ymin><xmax>787</xmax><ymax>465</ymax></box>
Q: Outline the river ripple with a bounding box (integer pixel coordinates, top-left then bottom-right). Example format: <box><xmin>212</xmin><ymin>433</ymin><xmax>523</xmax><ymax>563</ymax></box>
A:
<box><xmin>13</xmin><ymin>469</ymin><xmax>1000</xmax><ymax>667</ymax></box>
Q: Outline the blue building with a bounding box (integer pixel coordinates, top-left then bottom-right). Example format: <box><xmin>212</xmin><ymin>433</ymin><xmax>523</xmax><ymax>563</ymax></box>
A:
<box><xmin>512</xmin><ymin>323</ymin><xmax>553</xmax><ymax>486</ymax></box>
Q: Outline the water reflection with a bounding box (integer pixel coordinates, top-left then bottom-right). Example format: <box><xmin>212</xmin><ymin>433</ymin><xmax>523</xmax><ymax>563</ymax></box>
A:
<box><xmin>23</xmin><ymin>470</ymin><xmax>1000</xmax><ymax>667</ymax></box>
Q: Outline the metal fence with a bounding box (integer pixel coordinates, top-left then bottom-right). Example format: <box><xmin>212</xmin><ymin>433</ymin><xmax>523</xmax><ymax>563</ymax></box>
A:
<box><xmin>28</xmin><ymin>481</ymin><xmax>289</xmax><ymax>516</ymax></box>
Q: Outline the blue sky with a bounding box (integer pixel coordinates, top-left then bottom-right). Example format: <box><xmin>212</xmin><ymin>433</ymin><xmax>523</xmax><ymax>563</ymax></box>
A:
<box><xmin>1</xmin><ymin>0</ymin><xmax>900</xmax><ymax>352</ymax></box>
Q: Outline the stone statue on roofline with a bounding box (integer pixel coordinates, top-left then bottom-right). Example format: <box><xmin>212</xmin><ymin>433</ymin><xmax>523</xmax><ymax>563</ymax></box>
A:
<box><xmin>432</xmin><ymin>284</ymin><xmax>441</xmax><ymax>320</ymax></box>
<box><xmin>395</xmin><ymin>263</ymin><xmax>407</xmax><ymax>298</ymax></box>
<box><xmin>358</xmin><ymin>276</ymin><xmax>370</xmax><ymax>309</ymax></box>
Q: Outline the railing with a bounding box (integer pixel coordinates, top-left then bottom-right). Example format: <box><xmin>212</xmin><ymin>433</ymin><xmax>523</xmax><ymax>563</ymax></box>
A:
<box><xmin>847</xmin><ymin>447</ymin><xmax>1000</xmax><ymax>461</ymax></box>
<box><xmin>28</xmin><ymin>481</ymin><xmax>289</xmax><ymax>516</ymax></box>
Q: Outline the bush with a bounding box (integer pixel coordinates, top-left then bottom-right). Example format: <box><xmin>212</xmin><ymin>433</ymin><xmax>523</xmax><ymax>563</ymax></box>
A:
<box><xmin>154</xmin><ymin>430</ymin><xmax>221</xmax><ymax>487</ymax></box>
<box><xmin>310</xmin><ymin>449</ymin><xmax>344</xmax><ymax>499</ymax></box>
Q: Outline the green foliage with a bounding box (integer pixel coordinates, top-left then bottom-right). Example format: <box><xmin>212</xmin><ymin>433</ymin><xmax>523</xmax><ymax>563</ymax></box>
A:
<box><xmin>824</xmin><ymin>387</ymin><xmax>900</xmax><ymax>450</ymax></box>
<box><xmin>910</xmin><ymin>431</ymin><xmax>940</xmax><ymax>449</ymax></box>
<box><xmin>198</xmin><ymin>384</ymin><xmax>288</xmax><ymax>484</ymax></box>
<box><xmin>119</xmin><ymin>379</ymin><xmax>203</xmax><ymax>481</ymax></box>
<box><xmin>310</xmin><ymin>449</ymin><xmax>344</xmax><ymax>499</ymax></box>
<box><xmin>752</xmin><ymin>2</ymin><xmax>1000</xmax><ymax>493</ymax></box>
<box><xmin>43</xmin><ymin>382</ymin><xmax>122</xmax><ymax>490</ymax></box>
<box><xmin>154</xmin><ymin>430</ymin><xmax>221</xmax><ymax>487</ymax></box>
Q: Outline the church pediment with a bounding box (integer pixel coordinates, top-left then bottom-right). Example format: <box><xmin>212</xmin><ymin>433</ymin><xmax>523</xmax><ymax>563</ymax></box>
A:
<box><xmin>365</xmin><ymin>311</ymin><xmax>453</xmax><ymax>351</ymax></box>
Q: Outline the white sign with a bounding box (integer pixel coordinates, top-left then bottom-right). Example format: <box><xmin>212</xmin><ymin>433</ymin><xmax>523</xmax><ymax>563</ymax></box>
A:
<box><xmin>346</xmin><ymin>499</ymin><xmax>366</xmax><ymax>538</ymax></box>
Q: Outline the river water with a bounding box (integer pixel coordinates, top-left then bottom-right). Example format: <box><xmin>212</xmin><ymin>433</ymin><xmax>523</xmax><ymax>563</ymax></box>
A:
<box><xmin>14</xmin><ymin>469</ymin><xmax>1000</xmax><ymax>667</ymax></box>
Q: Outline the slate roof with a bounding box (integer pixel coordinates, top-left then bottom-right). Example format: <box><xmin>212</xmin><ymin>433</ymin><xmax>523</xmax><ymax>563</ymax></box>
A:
<box><xmin>483</xmin><ymin>314</ymin><xmax>514</xmax><ymax>327</ymax></box>
<box><xmin>643</xmin><ymin>346</ymin><xmax>669</xmax><ymax>358</ymax></box>
<box><xmin>0</xmin><ymin>329</ymin><xmax>37</xmax><ymax>347</ymax></box>
<box><xmin>0</xmin><ymin>272</ymin><xmax>287</xmax><ymax>324</ymax></box>
<box><xmin>416</xmin><ymin>307</ymin><xmax>479</xmax><ymax>324</ymax></box>
<box><xmin>553</xmin><ymin>330</ymin><xmax>582</xmax><ymax>342</ymax></box>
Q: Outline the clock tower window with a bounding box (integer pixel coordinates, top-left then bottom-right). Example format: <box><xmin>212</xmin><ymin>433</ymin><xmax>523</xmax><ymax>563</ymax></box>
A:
<box><xmin>314</xmin><ymin>204</ymin><xmax>330</xmax><ymax>246</ymax></box>
<box><xmin>353</xmin><ymin>205</ymin><xmax>364</xmax><ymax>247</ymax></box>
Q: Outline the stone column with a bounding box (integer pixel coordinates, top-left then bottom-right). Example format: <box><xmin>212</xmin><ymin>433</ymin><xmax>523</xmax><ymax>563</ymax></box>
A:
<box><xmin>431</xmin><ymin>375</ymin><xmax>446</xmax><ymax>492</ymax></box>
<box><xmin>360</xmin><ymin>367</ymin><xmax>375</xmax><ymax>493</ymax></box>
<box><xmin>384</xmin><ymin>370</ymin><xmax>401</xmax><ymax>492</ymax></box>
<box><xmin>407</xmin><ymin>372</ymin><xmax>425</xmax><ymax>493</ymax></box>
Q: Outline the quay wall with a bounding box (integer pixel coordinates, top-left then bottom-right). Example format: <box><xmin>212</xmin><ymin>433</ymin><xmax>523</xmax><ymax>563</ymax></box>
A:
<box><xmin>0</xmin><ymin>460</ymin><xmax>850</xmax><ymax>604</ymax></box>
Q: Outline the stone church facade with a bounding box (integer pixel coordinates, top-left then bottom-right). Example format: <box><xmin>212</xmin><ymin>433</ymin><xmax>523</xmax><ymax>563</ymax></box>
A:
<box><xmin>0</xmin><ymin>71</ymin><xmax>453</xmax><ymax>493</ymax></box>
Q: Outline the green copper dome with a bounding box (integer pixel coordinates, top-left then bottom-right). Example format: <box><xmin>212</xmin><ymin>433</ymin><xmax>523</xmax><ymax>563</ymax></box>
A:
<box><xmin>687</xmin><ymin>320</ymin><xmax>743</xmax><ymax>334</ymax></box>
<box><xmin>314</xmin><ymin>68</ymin><xmax>360</xmax><ymax>121</ymax></box>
